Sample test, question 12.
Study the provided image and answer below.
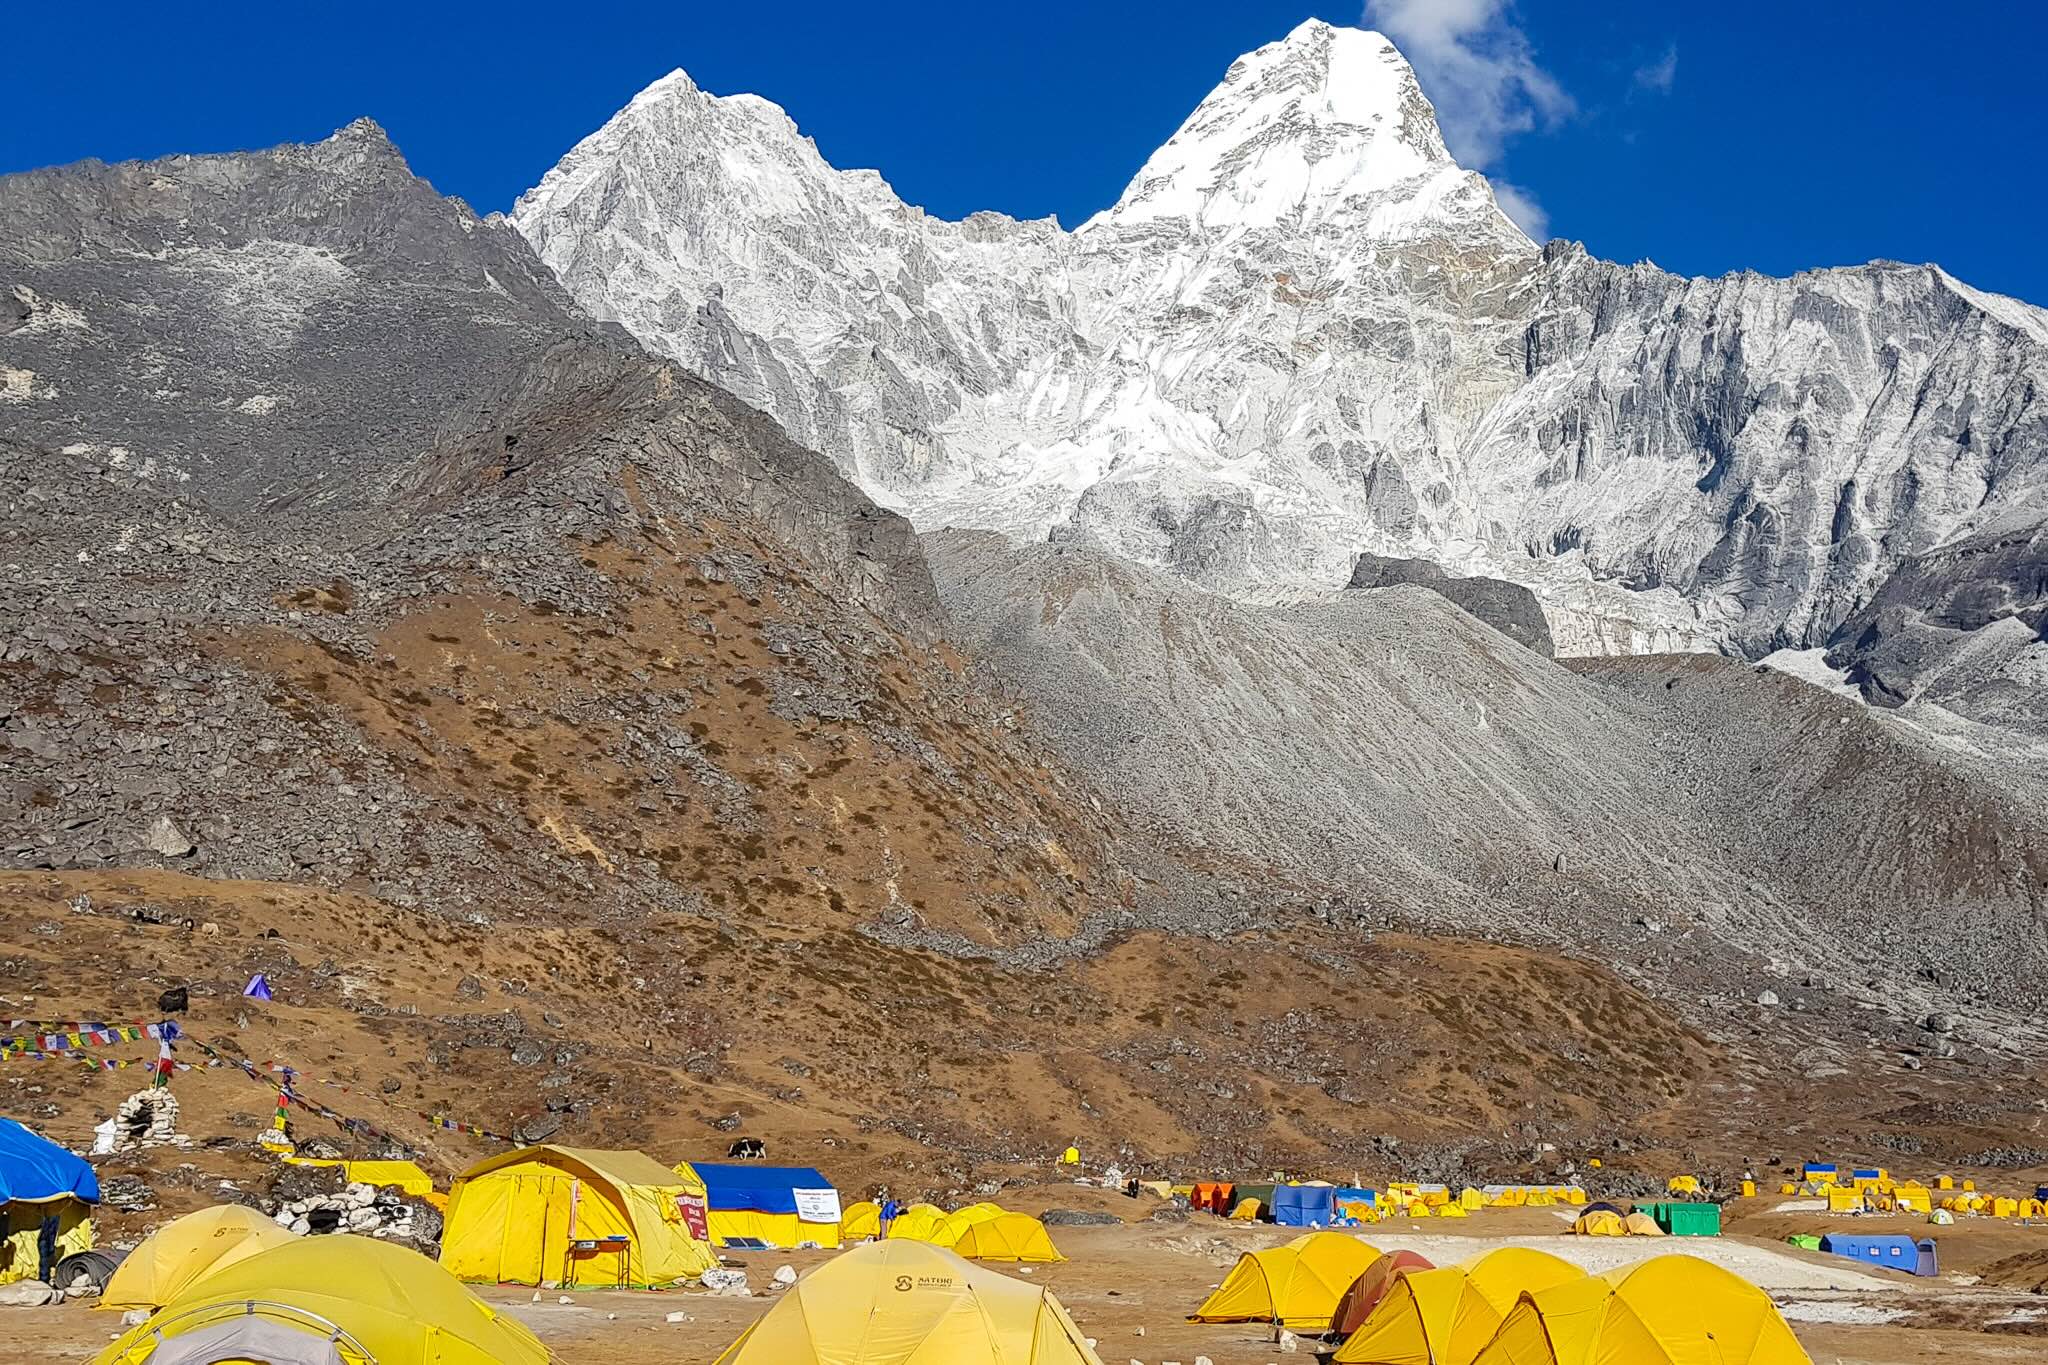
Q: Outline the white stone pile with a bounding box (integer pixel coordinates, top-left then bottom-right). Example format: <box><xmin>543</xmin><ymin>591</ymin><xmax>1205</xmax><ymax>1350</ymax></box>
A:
<box><xmin>271</xmin><ymin>1182</ymin><xmax>419</xmax><ymax>1239</ymax></box>
<box><xmin>113</xmin><ymin>1089</ymin><xmax>189</xmax><ymax>1151</ymax></box>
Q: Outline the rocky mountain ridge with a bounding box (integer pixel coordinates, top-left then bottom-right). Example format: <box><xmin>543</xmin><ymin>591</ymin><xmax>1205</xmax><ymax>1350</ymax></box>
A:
<box><xmin>513</xmin><ymin>19</ymin><xmax>2048</xmax><ymax>739</ymax></box>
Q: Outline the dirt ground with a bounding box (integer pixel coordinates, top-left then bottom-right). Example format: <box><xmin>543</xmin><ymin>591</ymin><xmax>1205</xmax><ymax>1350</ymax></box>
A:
<box><xmin>10</xmin><ymin>1193</ymin><xmax>2048</xmax><ymax>1364</ymax></box>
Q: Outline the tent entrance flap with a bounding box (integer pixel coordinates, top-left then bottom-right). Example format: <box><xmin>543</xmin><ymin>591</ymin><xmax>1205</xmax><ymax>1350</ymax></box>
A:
<box><xmin>137</xmin><ymin>1306</ymin><xmax>359</xmax><ymax>1365</ymax></box>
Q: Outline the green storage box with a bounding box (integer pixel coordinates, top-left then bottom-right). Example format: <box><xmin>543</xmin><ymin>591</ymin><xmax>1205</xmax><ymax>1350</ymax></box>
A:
<box><xmin>1641</xmin><ymin>1200</ymin><xmax>1721</xmax><ymax>1236</ymax></box>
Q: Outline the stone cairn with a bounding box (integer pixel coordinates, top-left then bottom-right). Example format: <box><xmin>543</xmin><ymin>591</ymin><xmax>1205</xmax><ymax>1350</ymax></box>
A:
<box><xmin>112</xmin><ymin>1089</ymin><xmax>187</xmax><ymax>1151</ymax></box>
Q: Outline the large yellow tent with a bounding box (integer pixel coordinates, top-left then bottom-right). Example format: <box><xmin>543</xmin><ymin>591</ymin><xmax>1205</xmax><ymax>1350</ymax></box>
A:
<box><xmin>1471</xmin><ymin>1255</ymin><xmax>1811</xmax><ymax>1365</ymax></box>
<box><xmin>842</xmin><ymin>1200</ymin><xmax>882</xmax><ymax>1241</ymax></box>
<box><xmin>1336</xmin><ymin>1246</ymin><xmax>1583</xmax><ymax>1364</ymax></box>
<box><xmin>440</xmin><ymin>1145</ymin><xmax>715</xmax><ymax>1288</ymax></box>
<box><xmin>1191</xmin><ymin>1232</ymin><xmax>1379</xmax><ymax>1330</ymax></box>
<box><xmin>713</xmin><ymin>1239</ymin><xmax>1101</xmax><ymax>1365</ymax></box>
<box><xmin>888</xmin><ymin>1203</ymin><xmax>962</xmax><ymax>1246</ymax></box>
<box><xmin>952</xmin><ymin>1213</ymin><xmax>1064</xmax><ymax>1263</ymax></box>
<box><xmin>100</xmin><ymin>1205</ymin><xmax>296</xmax><ymax>1314</ymax></box>
<box><xmin>95</xmin><ymin>1234</ymin><xmax>547</xmax><ymax>1365</ymax></box>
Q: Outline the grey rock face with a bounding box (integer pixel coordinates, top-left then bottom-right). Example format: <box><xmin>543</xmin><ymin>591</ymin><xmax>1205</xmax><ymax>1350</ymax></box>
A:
<box><xmin>925</xmin><ymin>529</ymin><xmax>2048</xmax><ymax>1007</ymax></box>
<box><xmin>1824</xmin><ymin>516</ymin><xmax>2048</xmax><ymax>742</ymax></box>
<box><xmin>1347</xmin><ymin>553</ymin><xmax>1554</xmax><ymax>657</ymax></box>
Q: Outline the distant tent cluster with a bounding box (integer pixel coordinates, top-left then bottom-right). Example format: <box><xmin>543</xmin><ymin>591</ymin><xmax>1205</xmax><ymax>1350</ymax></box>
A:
<box><xmin>1170</xmin><ymin>1178</ymin><xmax>1584</xmax><ymax>1227</ymax></box>
<box><xmin>1782</xmin><ymin>1158</ymin><xmax>2041</xmax><ymax>1223</ymax></box>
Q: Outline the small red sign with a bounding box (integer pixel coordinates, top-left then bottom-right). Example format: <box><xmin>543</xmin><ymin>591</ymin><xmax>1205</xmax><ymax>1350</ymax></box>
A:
<box><xmin>678</xmin><ymin>1192</ymin><xmax>709</xmax><ymax>1241</ymax></box>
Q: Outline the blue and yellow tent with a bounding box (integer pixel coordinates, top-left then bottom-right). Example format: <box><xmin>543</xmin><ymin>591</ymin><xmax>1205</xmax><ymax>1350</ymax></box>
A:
<box><xmin>1</xmin><ymin>1117</ymin><xmax>98</xmax><ymax>1285</ymax></box>
<box><xmin>680</xmin><ymin>1163</ymin><xmax>842</xmax><ymax>1249</ymax></box>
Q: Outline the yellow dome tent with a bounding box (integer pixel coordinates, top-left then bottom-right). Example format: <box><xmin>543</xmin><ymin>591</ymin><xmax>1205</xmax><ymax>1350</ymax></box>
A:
<box><xmin>1621</xmin><ymin>1211</ymin><xmax>1665</xmax><ymax>1237</ymax></box>
<box><xmin>1190</xmin><ymin>1232</ymin><xmax>1379</xmax><ymax>1331</ymax></box>
<box><xmin>887</xmin><ymin>1203</ymin><xmax>962</xmax><ymax>1246</ymax></box>
<box><xmin>96</xmin><ymin>1234</ymin><xmax>547</xmax><ymax>1365</ymax></box>
<box><xmin>1471</xmin><ymin>1255</ymin><xmax>1810</xmax><ymax>1365</ymax></box>
<box><xmin>1435</xmin><ymin>1202</ymin><xmax>1470</xmax><ymax>1219</ymax></box>
<box><xmin>1230</xmin><ymin>1197</ymin><xmax>1264</xmax><ymax>1221</ymax></box>
<box><xmin>953</xmin><ymin>1202</ymin><xmax>1008</xmax><ymax>1224</ymax></box>
<box><xmin>713</xmin><ymin>1239</ymin><xmax>1102</xmax><ymax>1365</ymax></box>
<box><xmin>933</xmin><ymin>1203</ymin><xmax>1010</xmax><ymax>1246</ymax></box>
<box><xmin>440</xmin><ymin>1145</ymin><xmax>716</xmax><ymax>1288</ymax></box>
<box><xmin>1573</xmin><ymin>1209</ymin><xmax>1627</xmax><ymax>1237</ymax></box>
<box><xmin>842</xmin><ymin>1200</ymin><xmax>882</xmax><ymax>1241</ymax></box>
<box><xmin>1335</xmin><ymin>1246</ymin><xmax>1583</xmax><ymax>1364</ymax></box>
<box><xmin>100</xmin><ymin>1205</ymin><xmax>296</xmax><ymax>1314</ymax></box>
<box><xmin>952</xmin><ymin>1213</ymin><xmax>1064</xmax><ymax>1264</ymax></box>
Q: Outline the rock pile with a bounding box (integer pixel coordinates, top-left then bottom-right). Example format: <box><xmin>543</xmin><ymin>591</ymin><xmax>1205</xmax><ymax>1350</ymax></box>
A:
<box><xmin>111</xmin><ymin>1089</ymin><xmax>186</xmax><ymax>1151</ymax></box>
<box><xmin>270</xmin><ymin>1182</ymin><xmax>439</xmax><ymax>1253</ymax></box>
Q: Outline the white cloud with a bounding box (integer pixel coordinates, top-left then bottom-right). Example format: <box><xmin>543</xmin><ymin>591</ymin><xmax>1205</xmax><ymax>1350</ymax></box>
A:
<box><xmin>1362</xmin><ymin>0</ymin><xmax>1571</xmax><ymax>244</ymax></box>
<box><xmin>1491</xmin><ymin>181</ymin><xmax>1550</xmax><ymax>242</ymax></box>
<box><xmin>1362</xmin><ymin>0</ymin><xmax>1575</xmax><ymax>167</ymax></box>
<box><xmin>1634</xmin><ymin>44</ymin><xmax>1679</xmax><ymax>94</ymax></box>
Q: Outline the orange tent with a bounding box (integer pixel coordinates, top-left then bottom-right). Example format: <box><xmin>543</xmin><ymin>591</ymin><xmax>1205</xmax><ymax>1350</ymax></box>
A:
<box><xmin>1192</xmin><ymin>1182</ymin><xmax>1236</xmax><ymax>1215</ymax></box>
<box><xmin>1330</xmin><ymin>1250</ymin><xmax>1435</xmax><ymax>1337</ymax></box>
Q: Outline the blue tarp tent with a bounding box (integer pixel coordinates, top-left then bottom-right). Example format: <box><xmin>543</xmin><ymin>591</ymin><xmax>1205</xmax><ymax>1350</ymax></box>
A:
<box><xmin>1332</xmin><ymin>1186</ymin><xmax>1377</xmax><ymax>1207</ymax></box>
<box><xmin>683</xmin><ymin>1164</ymin><xmax>842</xmax><ymax>1248</ymax></box>
<box><xmin>0</xmin><ymin>1118</ymin><xmax>98</xmax><ymax>1205</ymax></box>
<box><xmin>1270</xmin><ymin>1184</ymin><xmax>1337</xmax><ymax>1227</ymax></box>
<box><xmin>1</xmin><ymin>1117</ymin><xmax>98</xmax><ymax>1286</ymax></box>
<box><xmin>1802</xmin><ymin>1162</ymin><xmax>1836</xmax><ymax>1179</ymax></box>
<box><xmin>1819</xmin><ymin>1233</ymin><xmax>1937</xmax><ymax>1277</ymax></box>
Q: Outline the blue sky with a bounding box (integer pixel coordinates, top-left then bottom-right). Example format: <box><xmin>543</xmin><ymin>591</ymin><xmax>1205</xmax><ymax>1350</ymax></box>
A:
<box><xmin>8</xmin><ymin>1</ymin><xmax>2046</xmax><ymax>303</ymax></box>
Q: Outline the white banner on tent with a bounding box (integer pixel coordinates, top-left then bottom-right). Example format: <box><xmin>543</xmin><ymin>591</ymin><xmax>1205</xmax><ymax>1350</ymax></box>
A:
<box><xmin>793</xmin><ymin>1188</ymin><xmax>842</xmax><ymax>1223</ymax></box>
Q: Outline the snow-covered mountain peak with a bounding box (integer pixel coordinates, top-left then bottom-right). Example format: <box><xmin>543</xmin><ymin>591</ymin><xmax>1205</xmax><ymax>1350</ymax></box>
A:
<box><xmin>1087</xmin><ymin>19</ymin><xmax>1490</xmax><ymax>239</ymax></box>
<box><xmin>514</xmin><ymin>24</ymin><xmax>2048</xmax><ymax>691</ymax></box>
